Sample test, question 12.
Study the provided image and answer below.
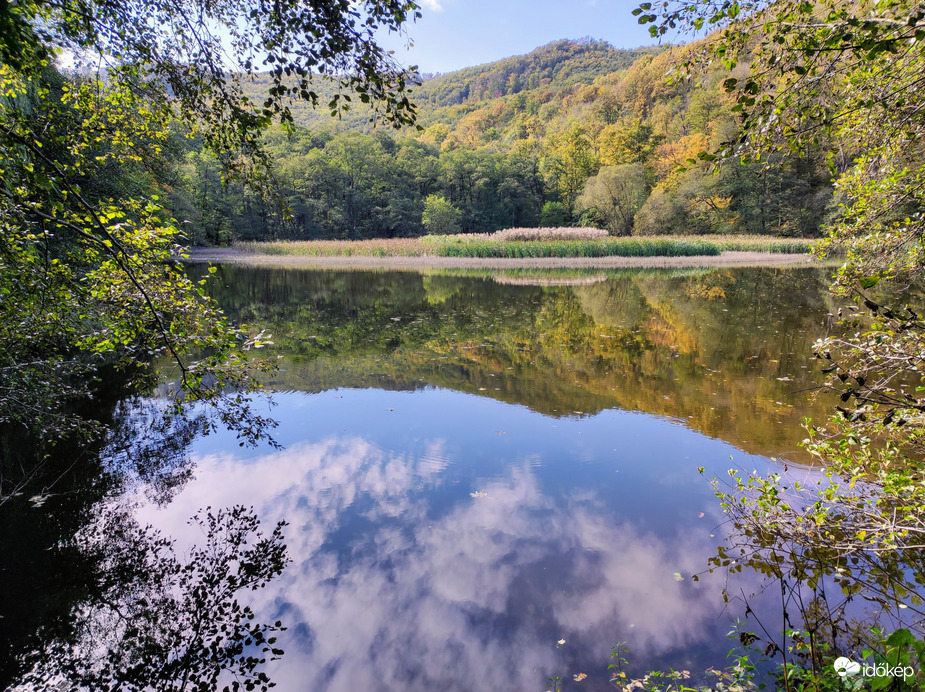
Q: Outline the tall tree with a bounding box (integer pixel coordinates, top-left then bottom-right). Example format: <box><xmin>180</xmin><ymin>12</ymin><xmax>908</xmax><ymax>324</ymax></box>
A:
<box><xmin>0</xmin><ymin>0</ymin><xmax>422</xmax><ymax>466</ymax></box>
<box><xmin>634</xmin><ymin>0</ymin><xmax>925</xmax><ymax>643</ymax></box>
<box><xmin>542</xmin><ymin>123</ymin><xmax>600</xmax><ymax>212</ymax></box>
<box><xmin>575</xmin><ymin>164</ymin><xmax>649</xmax><ymax>235</ymax></box>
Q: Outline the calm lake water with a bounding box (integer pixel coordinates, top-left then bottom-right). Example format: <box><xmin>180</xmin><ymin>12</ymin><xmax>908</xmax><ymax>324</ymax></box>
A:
<box><xmin>3</xmin><ymin>264</ymin><xmax>859</xmax><ymax>690</ymax></box>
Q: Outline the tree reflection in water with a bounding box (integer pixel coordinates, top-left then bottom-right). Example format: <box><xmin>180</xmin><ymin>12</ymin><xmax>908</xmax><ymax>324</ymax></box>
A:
<box><xmin>2</xmin><ymin>387</ymin><xmax>288</xmax><ymax>691</ymax></box>
<box><xmin>12</xmin><ymin>504</ymin><xmax>288</xmax><ymax>692</ymax></box>
<box><xmin>697</xmin><ymin>466</ymin><xmax>925</xmax><ymax>687</ymax></box>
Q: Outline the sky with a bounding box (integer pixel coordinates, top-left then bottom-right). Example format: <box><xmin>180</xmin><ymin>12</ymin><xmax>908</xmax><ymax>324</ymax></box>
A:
<box><xmin>378</xmin><ymin>0</ymin><xmax>663</xmax><ymax>75</ymax></box>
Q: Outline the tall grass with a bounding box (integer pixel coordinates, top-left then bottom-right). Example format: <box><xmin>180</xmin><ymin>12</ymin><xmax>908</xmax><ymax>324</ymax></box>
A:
<box><xmin>422</xmin><ymin>236</ymin><xmax>721</xmax><ymax>258</ymax></box>
<box><xmin>236</xmin><ymin>238</ymin><xmax>427</xmax><ymax>257</ymax></box>
<box><xmin>489</xmin><ymin>227</ymin><xmax>609</xmax><ymax>241</ymax></box>
<box><xmin>704</xmin><ymin>236</ymin><xmax>815</xmax><ymax>253</ymax></box>
<box><xmin>234</xmin><ymin>234</ymin><xmax>814</xmax><ymax>258</ymax></box>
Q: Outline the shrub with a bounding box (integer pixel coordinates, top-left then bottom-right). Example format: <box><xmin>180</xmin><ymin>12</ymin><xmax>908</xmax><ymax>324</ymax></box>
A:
<box><xmin>422</xmin><ymin>195</ymin><xmax>462</xmax><ymax>235</ymax></box>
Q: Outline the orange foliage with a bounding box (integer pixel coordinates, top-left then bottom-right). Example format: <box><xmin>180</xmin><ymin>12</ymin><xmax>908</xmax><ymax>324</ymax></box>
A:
<box><xmin>653</xmin><ymin>133</ymin><xmax>710</xmax><ymax>183</ymax></box>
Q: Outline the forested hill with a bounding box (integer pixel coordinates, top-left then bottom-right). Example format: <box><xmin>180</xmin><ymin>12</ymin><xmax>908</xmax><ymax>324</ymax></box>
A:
<box><xmin>412</xmin><ymin>39</ymin><xmax>664</xmax><ymax>109</ymax></box>
<box><xmin>240</xmin><ymin>39</ymin><xmax>664</xmax><ymax>132</ymax></box>
<box><xmin>181</xmin><ymin>37</ymin><xmax>832</xmax><ymax>244</ymax></box>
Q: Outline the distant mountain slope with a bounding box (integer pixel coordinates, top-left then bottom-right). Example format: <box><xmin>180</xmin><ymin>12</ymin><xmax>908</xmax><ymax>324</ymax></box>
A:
<box><xmin>413</xmin><ymin>39</ymin><xmax>665</xmax><ymax>109</ymax></box>
<box><xmin>239</xmin><ymin>38</ymin><xmax>665</xmax><ymax>132</ymax></box>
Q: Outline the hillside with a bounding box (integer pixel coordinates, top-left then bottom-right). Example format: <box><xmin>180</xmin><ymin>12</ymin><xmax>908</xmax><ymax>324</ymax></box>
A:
<box><xmin>177</xmin><ymin>38</ymin><xmax>833</xmax><ymax>243</ymax></box>
<box><xmin>238</xmin><ymin>39</ymin><xmax>664</xmax><ymax>132</ymax></box>
<box><xmin>412</xmin><ymin>39</ymin><xmax>664</xmax><ymax>109</ymax></box>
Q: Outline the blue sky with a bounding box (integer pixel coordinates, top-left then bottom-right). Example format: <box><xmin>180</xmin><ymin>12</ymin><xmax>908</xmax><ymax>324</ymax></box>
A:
<box><xmin>379</xmin><ymin>0</ymin><xmax>661</xmax><ymax>74</ymax></box>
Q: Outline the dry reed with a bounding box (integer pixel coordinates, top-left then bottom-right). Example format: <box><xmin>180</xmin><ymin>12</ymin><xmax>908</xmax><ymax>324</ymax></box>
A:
<box><xmin>490</xmin><ymin>227</ymin><xmax>610</xmax><ymax>241</ymax></box>
<box><xmin>234</xmin><ymin>233</ymin><xmax>815</xmax><ymax>259</ymax></box>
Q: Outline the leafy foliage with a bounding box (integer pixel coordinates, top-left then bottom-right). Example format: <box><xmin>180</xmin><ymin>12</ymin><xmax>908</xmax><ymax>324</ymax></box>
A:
<box><xmin>613</xmin><ymin>627</ymin><xmax>925</xmax><ymax>691</ymax></box>
<box><xmin>12</xmin><ymin>0</ymin><xmax>420</xmax><ymax>159</ymax></box>
<box><xmin>636</xmin><ymin>0</ymin><xmax>925</xmax><ymax>274</ymax></box>
<box><xmin>0</xmin><ymin>67</ymin><xmax>281</xmax><ymax>470</ymax></box>
<box><xmin>0</xmin><ymin>0</ymin><xmax>423</xmax><ymax>454</ymax></box>
<box><xmin>14</xmin><ymin>505</ymin><xmax>289</xmax><ymax>691</ymax></box>
<box><xmin>576</xmin><ymin>164</ymin><xmax>650</xmax><ymax>236</ymax></box>
<box><xmin>422</xmin><ymin>195</ymin><xmax>462</xmax><ymax>235</ymax></box>
<box><xmin>633</xmin><ymin>0</ymin><xmax>925</xmax><ymax>648</ymax></box>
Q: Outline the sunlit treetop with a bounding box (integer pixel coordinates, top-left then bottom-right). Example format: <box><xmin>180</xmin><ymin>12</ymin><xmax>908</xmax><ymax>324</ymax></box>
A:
<box><xmin>1</xmin><ymin>0</ymin><xmax>423</xmax><ymax>176</ymax></box>
<box><xmin>634</xmin><ymin>1</ymin><xmax>925</xmax><ymax>284</ymax></box>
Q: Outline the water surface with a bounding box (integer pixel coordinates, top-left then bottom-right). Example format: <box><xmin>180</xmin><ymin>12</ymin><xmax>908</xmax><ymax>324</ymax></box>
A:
<box><xmin>141</xmin><ymin>265</ymin><xmax>841</xmax><ymax>689</ymax></box>
<box><xmin>3</xmin><ymin>265</ymin><xmax>851</xmax><ymax>690</ymax></box>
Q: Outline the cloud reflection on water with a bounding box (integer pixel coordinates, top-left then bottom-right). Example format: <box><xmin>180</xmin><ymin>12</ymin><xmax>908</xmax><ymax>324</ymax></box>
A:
<box><xmin>138</xmin><ymin>427</ymin><xmax>750</xmax><ymax>691</ymax></box>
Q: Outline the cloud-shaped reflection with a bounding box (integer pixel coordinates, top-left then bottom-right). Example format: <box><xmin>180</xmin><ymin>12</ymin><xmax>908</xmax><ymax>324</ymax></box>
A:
<box><xmin>138</xmin><ymin>437</ymin><xmax>740</xmax><ymax>691</ymax></box>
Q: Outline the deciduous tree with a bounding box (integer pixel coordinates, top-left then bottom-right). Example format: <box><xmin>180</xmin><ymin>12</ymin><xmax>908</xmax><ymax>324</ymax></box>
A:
<box><xmin>635</xmin><ymin>0</ymin><xmax>925</xmax><ymax>632</ymax></box>
<box><xmin>422</xmin><ymin>194</ymin><xmax>462</xmax><ymax>235</ymax></box>
<box><xmin>575</xmin><ymin>163</ymin><xmax>649</xmax><ymax>235</ymax></box>
<box><xmin>0</xmin><ymin>0</ymin><xmax>422</xmax><ymax>463</ymax></box>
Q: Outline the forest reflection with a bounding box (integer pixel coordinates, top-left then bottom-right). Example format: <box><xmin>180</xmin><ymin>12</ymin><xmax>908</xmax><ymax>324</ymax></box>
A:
<box><xmin>204</xmin><ymin>264</ymin><xmax>840</xmax><ymax>460</ymax></box>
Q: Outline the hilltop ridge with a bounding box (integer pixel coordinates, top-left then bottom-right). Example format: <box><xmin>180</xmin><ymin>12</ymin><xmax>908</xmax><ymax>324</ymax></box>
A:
<box><xmin>240</xmin><ymin>39</ymin><xmax>665</xmax><ymax>132</ymax></box>
<box><xmin>412</xmin><ymin>39</ymin><xmax>665</xmax><ymax>109</ymax></box>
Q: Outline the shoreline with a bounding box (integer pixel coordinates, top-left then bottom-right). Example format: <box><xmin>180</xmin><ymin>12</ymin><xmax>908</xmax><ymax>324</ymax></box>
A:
<box><xmin>184</xmin><ymin>246</ymin><xmax>819</xmax><ymax>270</ymax></box>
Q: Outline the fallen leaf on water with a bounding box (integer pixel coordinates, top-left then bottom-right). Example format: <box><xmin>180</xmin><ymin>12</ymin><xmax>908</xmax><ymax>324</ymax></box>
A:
<box><xmin>573</xmin><ymin>673</ymin><xmax>587</xmax><ymax>682</ymax></box>
<box><xmin>470</xmin><ymin>491</ymin><xmax>487</xmax><ymax>498</ymax></box>
<box><xmin>673</xmin><ymin>572</ymin><xmax>684</xmax><ymax>582</ymax></box>
<box><xmin>698</xmin><ymin>512</ymin><xmax>705</xmax><ymax>518</ymax></box>
<box><xmin>557</xmin><ymin>639</ymin><xmax>566</xmax><ymax>646</ymax></box>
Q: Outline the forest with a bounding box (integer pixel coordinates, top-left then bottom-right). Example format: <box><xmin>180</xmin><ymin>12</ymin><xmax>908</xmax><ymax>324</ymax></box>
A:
<box><xmin>171</xmin><ymin>38</ymin><xmax>833</xmax><ymax>244</ymax></box>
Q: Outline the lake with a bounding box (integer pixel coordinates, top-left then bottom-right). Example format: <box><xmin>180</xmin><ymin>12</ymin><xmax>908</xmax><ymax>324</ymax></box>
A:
<box><xmin>3</xmin><ymin>264</ymin><xmax>862</xmax><ymax>690</ymax></box>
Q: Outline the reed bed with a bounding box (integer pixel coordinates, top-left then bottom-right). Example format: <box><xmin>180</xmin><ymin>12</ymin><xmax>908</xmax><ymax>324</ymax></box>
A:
<box><xmin>423</xmin><ymin>236</ymin><xmax>721</xmax><ymax>258</ymax></box>
<box><xmin>234</xmin><ymin>233</ymin><xmax>814</xmax><ymax>259</ymax></box>
<box><xmin>702</xmin><ymin>235</ymin><xmax>816</xmax><ymax>253</ymax></box>
<box><xmin>236</xmin><ymin>238</ymin><xmax>428</xmax><ymax>257</ymax></box>
<box><xmin>488</xmin><ymin>227</ymin><xmax>609</xmax><ymax>241</ymax></box>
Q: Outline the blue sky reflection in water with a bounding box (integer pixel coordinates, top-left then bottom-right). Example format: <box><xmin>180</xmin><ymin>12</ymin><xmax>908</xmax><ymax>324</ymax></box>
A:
<box><xmin>136</xmin><ymin>386</ymin><xmax>780</xmax><ymax>691</ymax></box>
<box><xmin>108</xmin><ymin>264</ymin><xmax>855</xmax><ymax>690</ymax></box>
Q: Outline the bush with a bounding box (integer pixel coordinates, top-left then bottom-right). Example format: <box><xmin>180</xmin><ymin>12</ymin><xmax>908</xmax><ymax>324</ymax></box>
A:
<box><xmin>539</xmin><ymin>201</ymin><xmax>568</xmax><ymax>227</ymax></box>
<box><xmin>422</xmin><ymin>195</ymin><xmax>462</xmax><ymax>235</ymax></box>
<box><xmin>633</xmin><ymin>186</ymin><xmax>691</xmax><ymax>235</ymax></box>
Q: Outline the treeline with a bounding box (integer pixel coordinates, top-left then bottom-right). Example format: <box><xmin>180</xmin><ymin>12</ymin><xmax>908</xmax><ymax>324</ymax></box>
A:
<box><xmin>169</xmin><ymin>38</ymin><xmax>834</xmax><ymax>244</ymax></box>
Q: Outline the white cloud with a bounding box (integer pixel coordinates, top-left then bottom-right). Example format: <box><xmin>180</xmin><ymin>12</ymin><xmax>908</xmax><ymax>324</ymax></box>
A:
<box><xmin>135</xmin><ymin>435</ymin><xmax>758</xmax><ymax>690</ymax></box>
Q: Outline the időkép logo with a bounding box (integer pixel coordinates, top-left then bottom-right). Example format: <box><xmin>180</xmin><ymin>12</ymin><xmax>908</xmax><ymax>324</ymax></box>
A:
<box><xmin>834</xmin><ymin>656</ymin><xmax>914</xmax><ymax>681</ymax></box>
